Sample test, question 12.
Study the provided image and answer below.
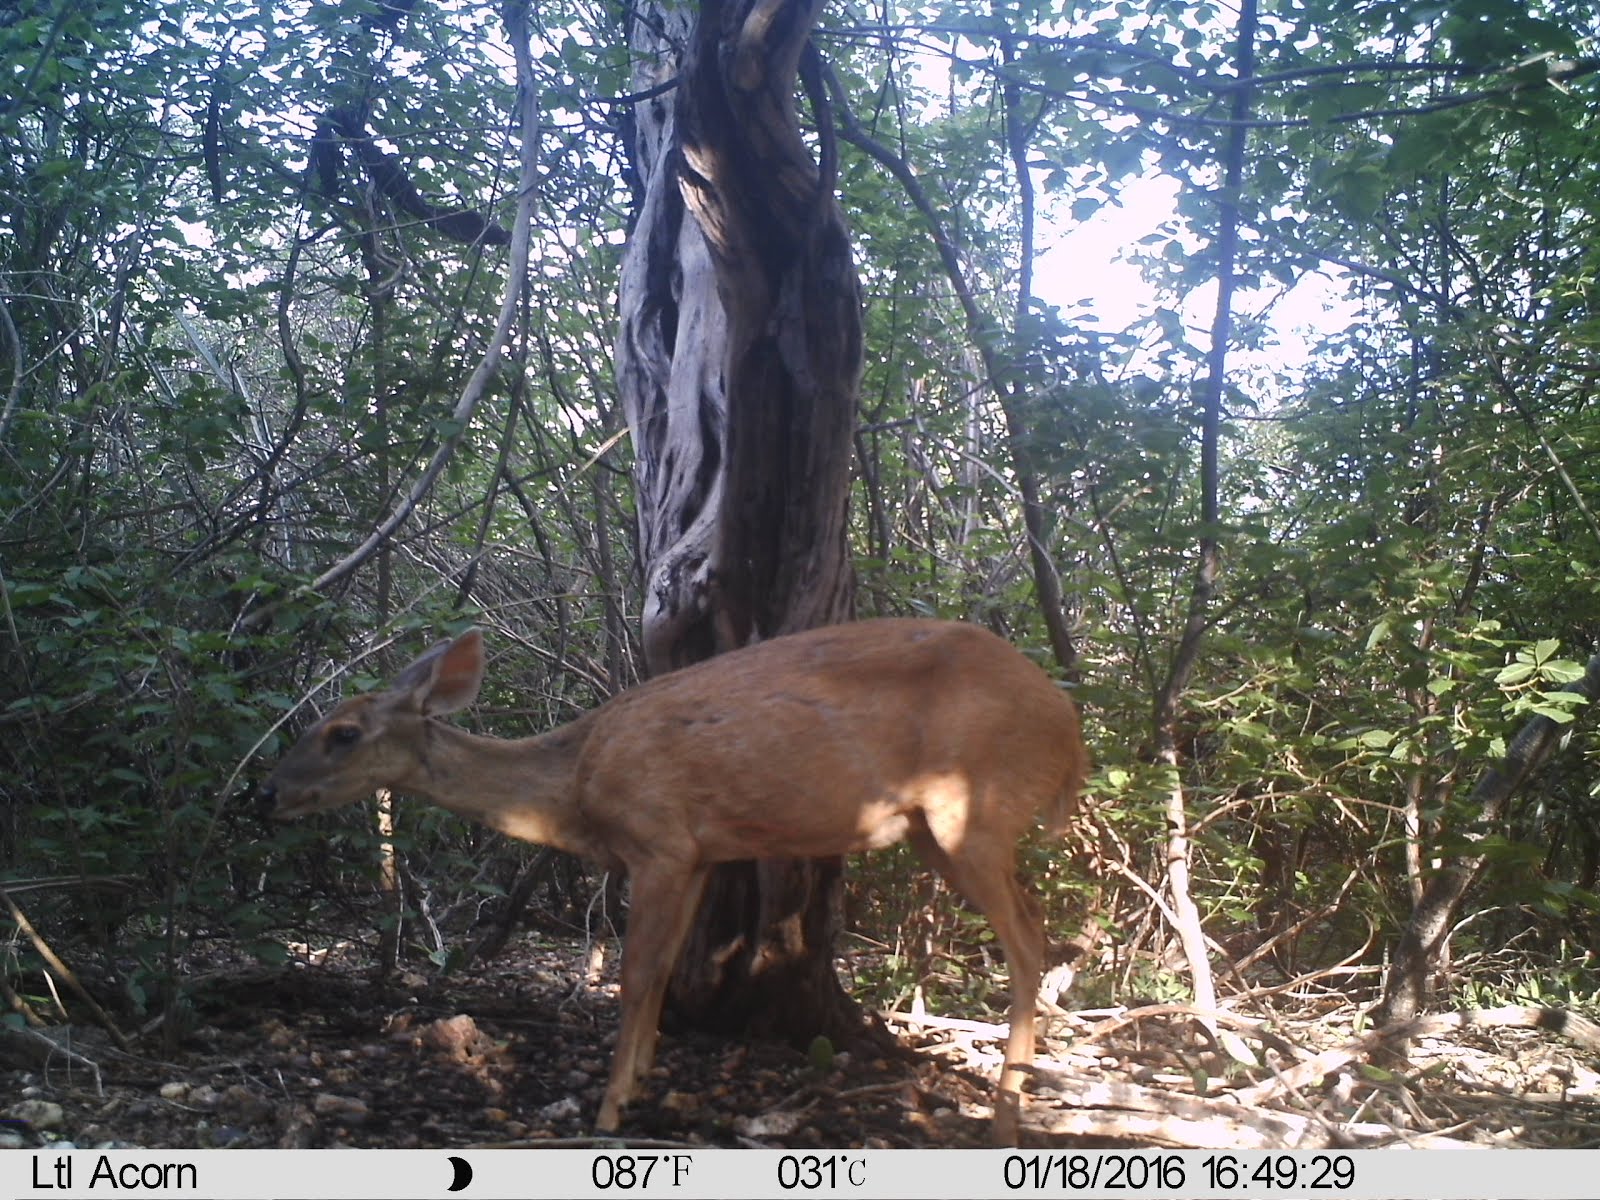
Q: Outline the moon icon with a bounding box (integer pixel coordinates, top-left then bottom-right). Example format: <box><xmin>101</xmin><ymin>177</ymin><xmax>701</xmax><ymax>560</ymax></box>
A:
<box><xmin>446</xmin><ymin>1156</ymin><xmax>473</xmax><ymax>1192</ymax></box>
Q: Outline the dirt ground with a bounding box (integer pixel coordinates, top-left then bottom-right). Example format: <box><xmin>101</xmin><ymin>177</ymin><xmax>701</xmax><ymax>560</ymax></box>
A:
<box><xmin>7</xmin><ymin>935</ymin><xmax>1600</xmax><ymax>1151</ymax></box>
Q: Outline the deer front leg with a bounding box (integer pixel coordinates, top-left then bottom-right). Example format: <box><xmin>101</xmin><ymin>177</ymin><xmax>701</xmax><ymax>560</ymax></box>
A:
<box><xmin>595</xmin><ymin>862</ymin><xmax>710</xmax><ymax>1133</ymax></box>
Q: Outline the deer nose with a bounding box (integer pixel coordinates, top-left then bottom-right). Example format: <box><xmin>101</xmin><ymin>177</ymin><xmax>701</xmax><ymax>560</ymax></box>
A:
<box><xmin>257</xmin><ymin>780</ymin><xmax>278</xmax><ymax>819</ymax></box>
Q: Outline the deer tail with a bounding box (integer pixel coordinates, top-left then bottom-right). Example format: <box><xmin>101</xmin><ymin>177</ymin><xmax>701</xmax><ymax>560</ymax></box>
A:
<box><xmin>1044</xmin><ymin>733</ymin><xmax>1089</xmax><ymax>838</ymax></box>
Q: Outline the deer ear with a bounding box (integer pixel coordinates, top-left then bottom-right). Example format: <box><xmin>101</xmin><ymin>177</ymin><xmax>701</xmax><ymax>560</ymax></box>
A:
<box><xmin>391</xmin><ymin>629</ymin><xmax>485</xmax><ymax>715</ymax></box>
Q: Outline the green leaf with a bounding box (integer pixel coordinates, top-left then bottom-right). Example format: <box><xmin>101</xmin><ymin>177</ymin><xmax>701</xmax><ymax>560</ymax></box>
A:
<box><xmin>1531</xmin><ymin>705</ymin><xmax>1577</xmax><ymax>724</ymax></box>
<box><xmin>1541</xmin><ymin>660</ymin><xmax>1586</xmax><ymax>685</ymax></box>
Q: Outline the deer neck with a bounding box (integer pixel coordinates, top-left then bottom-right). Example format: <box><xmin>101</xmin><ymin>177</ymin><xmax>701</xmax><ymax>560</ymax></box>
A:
<box><xmin>411</xmin><ymin>715</ymin><xmax>603</xmax><ymax>862</ymax></box>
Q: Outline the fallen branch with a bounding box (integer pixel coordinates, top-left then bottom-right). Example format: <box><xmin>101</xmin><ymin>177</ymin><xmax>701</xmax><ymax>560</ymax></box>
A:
<box><xmin>0</xmin><ymin>883</ymin><xmax>131</xmax><ymax>1053</ymax></box>
<box><xmin>1236</xmin><ymin>1005</ymin><xmax>1600</xmax><ymax>1106</ymax></box>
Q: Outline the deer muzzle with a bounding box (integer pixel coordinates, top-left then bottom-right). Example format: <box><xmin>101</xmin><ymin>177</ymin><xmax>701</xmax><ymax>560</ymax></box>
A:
<box><xmin>259</xmin><ymin>779</ymin><xmax>320</xmax><ymax>820</ymax></box>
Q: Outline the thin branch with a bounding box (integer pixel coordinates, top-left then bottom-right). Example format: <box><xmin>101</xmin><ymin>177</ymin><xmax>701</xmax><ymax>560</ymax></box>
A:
<box><xmin>0</xmin><ymin>883</ymin><xmax>132</xmax><ymax>1053</ymax></box>
<box><xmin>1374</xmin><ymin>649</ymin><xmax>1600</xmax><ymax>1029</ymax></box>
<box><xmin>820</xmin><ymin>21</ymin><xmax>1599</xmax><ymax>133</ymax></box>
<box><xmin>1155</xmin><ymin>0</ymin><xmax>1257</xmax><ymax>717</ymax></box>
<box><xmin>1480</xmin><ymin>340</ymin><xmax>1600</xmax><ymax>552</ymax></box>
<box><xmin>1148</xmin><ymin>0</ymin><xmax>1260</xmax><ymax>1044</ymax></box>
<box><xmin>245</xmin><ymin>8</ymin><xmax>544</xmax><ymax>625</ymax></box>
<box><xmin>177</xmin><ymin>237</ymin><xmax>315</xmax><ymax>572</ymax></box>
<box><xmin>0</xmin><ymin>291</ymin><xmax>24</xmax><ymax>448</ymax></box>
<box><xmin>592</xmin><ymin>75</ymin><xmax>681</xmax><ymax>109</ymax></box>
<box><xmin>819</xmin><ymin>50</ymin><xmax>1076</xmax><ymax>672</ymax></box>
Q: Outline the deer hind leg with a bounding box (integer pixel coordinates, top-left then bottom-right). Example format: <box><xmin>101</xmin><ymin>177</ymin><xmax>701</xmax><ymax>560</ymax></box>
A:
<box><xmin>595</xmin><ymin>861</ymin><xmax>710</xmax><ymax>1133</ymax></box>
<box><xmin>910</xmin><ymin>811</ymin><xmax>1044</xmax><ymax>1147</ymax></box>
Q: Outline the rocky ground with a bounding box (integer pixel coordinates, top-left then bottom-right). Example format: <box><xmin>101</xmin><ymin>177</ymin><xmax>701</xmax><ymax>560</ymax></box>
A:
<box><xmin>6</xmin><ymin>935</ymin><xmax>1600</xmax><ymax>1152</ymax></box>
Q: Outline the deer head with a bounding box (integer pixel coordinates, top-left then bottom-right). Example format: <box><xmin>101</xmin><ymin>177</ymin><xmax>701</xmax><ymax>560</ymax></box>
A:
<box><xmin>261</xmin><ymin>631</ymin><xmax>486</xmax><ymax>819</ymax></box>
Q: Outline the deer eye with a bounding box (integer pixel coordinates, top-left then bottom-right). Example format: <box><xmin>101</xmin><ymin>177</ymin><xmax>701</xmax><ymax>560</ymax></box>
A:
<box><xmin>326</xmin><ymin>724</ymin><xmax>362</xmax><ymax>749</ymax></box>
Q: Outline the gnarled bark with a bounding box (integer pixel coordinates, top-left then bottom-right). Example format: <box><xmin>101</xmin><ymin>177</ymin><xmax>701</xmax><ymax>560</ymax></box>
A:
<box><xmin>615</xmin><ymin>0</ymin><xmax>864</xmax><ymax>1040</ymax></box>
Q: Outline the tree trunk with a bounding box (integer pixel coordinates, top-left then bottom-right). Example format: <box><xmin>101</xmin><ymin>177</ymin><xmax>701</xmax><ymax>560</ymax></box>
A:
<box><xmin>1144</xmin><ymin>0</ymin><xmax>1258</xmax><ymax>1034</ymax></box>
<box><xmin>1373</xmin><ymin>650</ymin><xmax>1600</xmax><ymax>1035</ymax></box>
<box><xmin>615</xmin><ymin>0</ymin><xmax>865</xmax><ymax>1040</ymax></box>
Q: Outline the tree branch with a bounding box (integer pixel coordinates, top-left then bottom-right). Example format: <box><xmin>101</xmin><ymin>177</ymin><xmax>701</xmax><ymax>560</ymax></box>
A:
<box><xmin>1375</xmin><ymin>648</ymin><xmax>1600</xmax><ymax>1031</ymax></box>
<box><xmin>244</xmin><ymin>4</ymin><xmax>543</xmax><ymax>627</ymax></box>
<box><xmin>820</xmin><ymin>52</ymin><xmax>1077</xmax><ymax>673</ymax></box>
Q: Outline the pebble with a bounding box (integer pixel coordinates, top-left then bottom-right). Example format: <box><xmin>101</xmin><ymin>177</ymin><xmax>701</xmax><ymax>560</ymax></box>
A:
<box><xmin>312</xmin><ymin>1093</ymin><xmax>370</xmax><ymax>1124</ymax></box>
<box><xmin>5</xmin><ymin>1099</ymin><xmax>64</xmax><ymax>1130</ymax></box>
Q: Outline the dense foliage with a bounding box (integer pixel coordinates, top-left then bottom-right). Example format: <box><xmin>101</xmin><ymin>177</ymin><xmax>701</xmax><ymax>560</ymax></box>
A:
<box><xmin>5</xmin><ymin>0</ymin><xmax>1600</xmax><ymax>1031</ymax></box>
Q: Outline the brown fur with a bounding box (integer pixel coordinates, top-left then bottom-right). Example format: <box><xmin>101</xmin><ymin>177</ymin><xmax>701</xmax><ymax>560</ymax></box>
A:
<box><xmin>262</xmin><ymin>619</ymin><xmax>1087</xmax><ymax>1144</ymax></box>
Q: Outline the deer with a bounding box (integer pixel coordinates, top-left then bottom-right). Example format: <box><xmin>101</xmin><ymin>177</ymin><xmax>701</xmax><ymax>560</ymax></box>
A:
<box><xmin>260</xmin><ymin>618</ymin><xmax>1087</xmax><ymax>1144</ymax></box>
